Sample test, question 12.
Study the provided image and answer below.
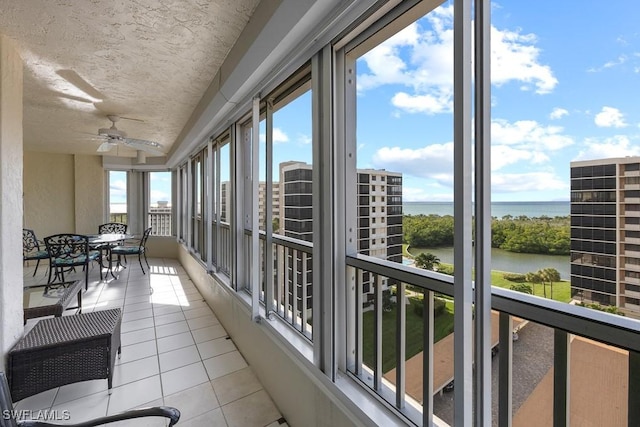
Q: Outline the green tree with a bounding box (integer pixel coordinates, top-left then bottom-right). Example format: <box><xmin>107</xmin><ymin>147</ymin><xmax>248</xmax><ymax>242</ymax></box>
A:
<box><xmin>525</xmin><ymin>271</ymin><xmax>541</xmax><ymax>295</ymax></box>
<box><xmin>415</xmin><ymin>252</ymin><xmax>440</xmax><ymax>271</ymax></box>
<box><xmin>539</xmin><ymin>267</ymin><xmax>561</xmax><ymax>300</ymax></box>
<box><xmin>510</xmin><ymin>283</ymin><xmax>533</xmax><ymax>294</ymax></box>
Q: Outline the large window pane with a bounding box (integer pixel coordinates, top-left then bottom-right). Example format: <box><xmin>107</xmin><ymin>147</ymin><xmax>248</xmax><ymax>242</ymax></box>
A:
<box><xmin>109</xmin><ymin>170</ymin><xmax>127</xmax><ymax>224</ymax></box>
<box><xmin>148</xmin><ymin>171</ymin><xmax>172</xmax><ymax>236</ymax></box>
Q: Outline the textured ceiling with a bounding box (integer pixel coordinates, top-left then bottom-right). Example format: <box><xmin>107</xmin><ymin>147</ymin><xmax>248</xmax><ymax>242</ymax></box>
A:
<box><xmin>0</xmin><ymin>0</ymin><xmax>261</xmax><ymax>158</ymax></box>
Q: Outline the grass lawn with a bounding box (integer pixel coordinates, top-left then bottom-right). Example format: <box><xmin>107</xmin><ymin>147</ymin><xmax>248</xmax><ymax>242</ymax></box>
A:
<box><xmin>489</xmin><ymin>269</ymin><xmax>571</xmax><ymax>302</ymax></box>
<box><xmin>362</xmin><ymin>296</ymin><xmax>454</xmax><ymax>374</ymax></box>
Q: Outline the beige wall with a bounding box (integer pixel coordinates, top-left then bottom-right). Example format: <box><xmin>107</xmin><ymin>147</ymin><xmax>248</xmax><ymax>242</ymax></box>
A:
<box><xmin>24</xmin><ymin>151</ymin><xmax>75</xmax><ymax>237</ymax></box>
<box><xmin>23</xmin><ymin>151</ymin><xmax>105</xmax><ymax>237</ymax></box>
<box><xmin>74</xmin><ymin>154</ymin><xmax>105</xmax><ymax>234</ymax></box>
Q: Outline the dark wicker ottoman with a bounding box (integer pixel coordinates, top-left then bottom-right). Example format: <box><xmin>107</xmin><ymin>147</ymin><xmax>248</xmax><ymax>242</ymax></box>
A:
<box><xmin>7</xmin><ymin>308</ymin><xmax>122</xmax><ymax>401</ymax></box>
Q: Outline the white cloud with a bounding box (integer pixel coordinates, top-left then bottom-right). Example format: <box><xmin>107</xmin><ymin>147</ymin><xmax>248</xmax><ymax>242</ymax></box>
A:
<box><xmin>297</xmin><ymin>134</ymin><xmax>312</xmax><ymax>145</ymax></box>
<box><xmin>491</xmin><ymin>119</ymin><xmax>574</xmax><ymax>151</ymax></box>
<box><xmin>259</xmin><ymin>127</ymin><xmax>290</xmax><ymax>144</ymax></box>
<box><xmin>372</xmin><ymin>143</ymin><xmax>454</xmax><ymax>185</ymax></box>
<box><xmin>549</xmin><ymin>107</ymin><xmax>568</xmax><ymax>120</ymax></box>
<box><xmin>594</xmin><ymin>106</ymin><xmax>627</xmax><ymax>128</ymax></box>
<box><xmin>587</xmin><ymin>55</ymin><xmax>628</xmax><ymax>72</ymax></box>
<box><xmin>574</xmin><ymin>135</ymin><xmax>640</xmax><ymax>161</ymax></box>
<box><xmin>492</xmin><ymin>172</ymin><xmax>567</xmax><ymax>193</ymax></box>
<box><xmin>357</xmin><ymin>4</ymin><xmax>557</xmax><ymax>115</ymax></box>
<box><xmin>490</xmin><ymin>26</ymin><xmax>558</xmax><ymax>94</ymax></box>
<box><xmin>391</xmin><ymin>92</ymin><xmax>451</xmax><ymax>114</ymax></box>
<box><xmin>491</xmin><ymin>145</ymin><xmax>549</xmax><ymax>171</ymax></box>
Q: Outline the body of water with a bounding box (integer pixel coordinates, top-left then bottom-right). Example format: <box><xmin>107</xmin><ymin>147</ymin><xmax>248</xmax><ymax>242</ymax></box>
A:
<box><xmin>403</xmin><ymin>201</ymin><xmax>569</xmax><ymax>218</ymax></box>
<box><xmin>409</xmin><ymin>246</ymin><xmax>570</xmax><ymax>280</ymax></box>
<box><xmin>403</xmin><ymin>201</ymin><xmax>570</xmax><ymax>279</ymax></box>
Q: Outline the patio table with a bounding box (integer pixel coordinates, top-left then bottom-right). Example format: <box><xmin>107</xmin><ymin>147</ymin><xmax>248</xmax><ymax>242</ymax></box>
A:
<box><xmin>88</xmin><ymin>233</ymin><xmax>134</xmax><ymax>279</ymax></box>
<box><xmin>23</xmin><ymin>280</ymin><xmax>83</xmax><ymax>324</ymax></box>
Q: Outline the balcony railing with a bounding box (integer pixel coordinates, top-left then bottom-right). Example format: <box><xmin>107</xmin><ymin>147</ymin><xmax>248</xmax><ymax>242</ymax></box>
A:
<box><xmin>212</xmin><ymin>227</ymin><xmax>640</xmax><ymax>425</ymax></box>
<box><xmin>346</xmin><ymin>253</ymin><xmax>640</xmax><ymax>426</ymax></box>
<box><xmin>148</xmin><ymin>211</ymin><xmax>172</xmax><ymax>236</ymax></box>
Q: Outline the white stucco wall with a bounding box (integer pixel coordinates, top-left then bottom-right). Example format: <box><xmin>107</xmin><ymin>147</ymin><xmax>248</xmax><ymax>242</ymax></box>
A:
<box><xmin>0</xmin><ymin>35</ymin><xmax>24</xmax><ymax>363</ymax></box>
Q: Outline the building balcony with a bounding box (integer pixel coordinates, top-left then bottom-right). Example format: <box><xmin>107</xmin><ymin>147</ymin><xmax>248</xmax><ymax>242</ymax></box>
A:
<box><xmin>625</xmin><ymin>263</ymin><xmax>640</xmax><ymax>272</ymax></box>
<box><xmin>625</xmin><ymin>290</ymin><xmax>640</xmax><ymax>299</ymax></box>
<box><xmin>624</xmin><ymin>250</ymin><xmax>640</xmax><ymax>259</ymax></box>
<box><xmin>625</xmin><ymin>275</ymin><xmax>640</xmax><ymax>285</ymax></box>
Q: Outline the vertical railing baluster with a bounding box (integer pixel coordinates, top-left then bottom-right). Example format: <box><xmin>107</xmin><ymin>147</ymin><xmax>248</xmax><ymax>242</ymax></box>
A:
<box><xmin>423</xmin><ymin>290</ymin><xmax>434</xmax><ymax>426</ymax></box>
<box><xmin>395</xmin><ymin>280</ymin><xmax>405</xmax><ymax>409</ymax></box>
<box><xmin>302</xmin><ymin>252</ymin><xmax>309</xmax><ymax>337</ymax></box>
<box><xmin>629</xmin><ymin>350</ymin><xmax>640</xmax><ymax>426</ymax></box>
<box><xmin>374</xmin><ymin>273</ymin><xmax>383</xmax><ymax>391</ymax></box>
<box><xmin>284</xmin><ymin>247</ymin><xmax>290</xmax><ymax>322</ymax></box>
<box><xmin>276</xmin><ymin>244</ymin><xmax>282</xmax><ymax>317</ymax></box>
<box><xmin>498</xmin><ymin>312</ymin><xmax>513</xmax><ymax>427</ymax></box>
<box><xmin>292</xmin><ymin>249</ymin><xmax>299</xmax><ymax>330</ymax></box>
<box><xmin>553</xmin><ymin>330</ymin><xmax>570</xmax><ymax>427</ymax></box>
<box><xmin>355</xmin><ymin>267</ymin><xmax>363</xmax><ymax>376</ymax></box>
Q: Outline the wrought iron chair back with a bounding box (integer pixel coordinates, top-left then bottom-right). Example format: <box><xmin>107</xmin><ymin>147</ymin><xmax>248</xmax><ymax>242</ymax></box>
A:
<box><xmin>98</xmin><ymin>222</ymin><xmax>128</xmax><ymax>234</ymax></box>
<box><xmin>44</xmin><ymin>234</ymin><xmax>101</xmax><ymax>289</ymax></box>
<box><xmin>22</xmin><ymin>229</ymin><xmax>49</xmax><ymax>277</ymax></box>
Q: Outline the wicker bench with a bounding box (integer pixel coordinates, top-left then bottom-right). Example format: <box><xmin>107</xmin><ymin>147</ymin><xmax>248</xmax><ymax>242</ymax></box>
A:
<box><xmin>7</xmin><ymin>308</ymin><xmax>122</xmax><ymax>401</ymax></box>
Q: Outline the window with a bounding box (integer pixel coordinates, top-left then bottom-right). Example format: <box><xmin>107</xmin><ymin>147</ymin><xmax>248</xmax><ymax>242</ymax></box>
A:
<box><xmin>148</xmin><ymin>172</ymin><xmax>172</xmax><ymax>236</ymax></box>
<box><xmin>108</xmin><ymin>171</ymin><xmax>127</xmax><ymax>224</ymax></box>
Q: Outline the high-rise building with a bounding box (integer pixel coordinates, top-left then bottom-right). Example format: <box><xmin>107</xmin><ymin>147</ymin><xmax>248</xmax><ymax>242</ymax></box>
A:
<box><xmin>279</xmin><ymin>162</ymin><xmax>403</xmax><ymax>302</ymax></box>
<box><xmin>570</xmin><ymin>157</ymin><xmax>640</xmax><ymax>318</ymax></box>
<box><xmin>148</xmin><ymin>200</ymin><xmax>172</xmax><ymax>236</ymax></box>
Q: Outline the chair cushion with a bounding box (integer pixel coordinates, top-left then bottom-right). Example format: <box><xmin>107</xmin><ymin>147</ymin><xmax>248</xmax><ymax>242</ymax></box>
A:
<box><xmin>24</xmin><ymin>250</ymin><xmax>49</xmax><ymax>260</ymax></box>
<box><xmin>111</xmin><ymin>246</ymin><xmax>142</xmax><ymax>255</ymax></box>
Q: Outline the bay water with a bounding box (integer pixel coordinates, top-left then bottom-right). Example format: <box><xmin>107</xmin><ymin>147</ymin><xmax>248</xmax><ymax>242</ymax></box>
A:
<box><xmin>403</xmin><ymin>201</ymin><xmax>571</xmax><ymax>279</ymax></box>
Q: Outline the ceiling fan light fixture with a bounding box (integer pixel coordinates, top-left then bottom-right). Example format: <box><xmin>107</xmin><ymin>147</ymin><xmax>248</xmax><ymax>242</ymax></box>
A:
<box><xmin>98</xmin><ymin>126</ymin><xmax>126</xmax><ymax>139</ymax></box>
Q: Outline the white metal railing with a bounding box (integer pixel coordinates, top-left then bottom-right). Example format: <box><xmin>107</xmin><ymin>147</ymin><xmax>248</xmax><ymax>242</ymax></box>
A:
<box><xmin>148</xmin><ymin>212</ymin><xmax>172</xmax><ymax>236</ymax></box>
<box><xmin>346</xmin><ymin>253</ymin><xmax>640</xmax><ymax>427</ymax></box>
<box><xmin>250</xmin><ymin>232</ymin><xmax>313</xmax><ymax>340</ymax></box>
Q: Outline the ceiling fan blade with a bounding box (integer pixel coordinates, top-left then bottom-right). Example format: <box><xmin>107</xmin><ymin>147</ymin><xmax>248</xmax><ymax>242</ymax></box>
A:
<box><xmin>97</xmin><ymin>142</ymin><xmax>116</xmax><ymax>152</ymax></box>
<box><xmin>124</xmin><ymin>138</ymin><xmax>165</xmax><ymax>155</ymax></box>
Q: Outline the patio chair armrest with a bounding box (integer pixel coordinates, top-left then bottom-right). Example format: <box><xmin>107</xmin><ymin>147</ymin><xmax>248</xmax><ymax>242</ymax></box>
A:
<box><xmin>18</xmin><ymin>406</ymin><xmax>180</xmax><ymax>427</ymax></box>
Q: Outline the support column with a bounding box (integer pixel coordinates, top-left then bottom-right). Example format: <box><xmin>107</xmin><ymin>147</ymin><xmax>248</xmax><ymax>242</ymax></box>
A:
<box><xmin>0</xmin><ymin>34</ymin><xmax>24</xmax><ymax>364</ymax></box>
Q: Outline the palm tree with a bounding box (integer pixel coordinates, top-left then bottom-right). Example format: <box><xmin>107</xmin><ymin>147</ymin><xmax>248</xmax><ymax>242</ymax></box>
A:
<box><xmin>525</xmin><ymin>271</ymin><xmax>541</xmax><ymax>295</ymax></box>
<box><xmin>540</xmin><ymin>268</ymin><xmax>561</xmax><ymax>300</ymax></box>
<box><xmin>415</xmin><ymin>252</ymin><xmax>440</xmax><ymax>271</ymax></box>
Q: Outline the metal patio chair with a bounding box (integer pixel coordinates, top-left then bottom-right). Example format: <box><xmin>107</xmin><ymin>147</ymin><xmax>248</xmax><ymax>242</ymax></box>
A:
<box><xmin>22</xmin><ymin>229</ymin><xmax>49</xmax><ymax>277</ymax></box>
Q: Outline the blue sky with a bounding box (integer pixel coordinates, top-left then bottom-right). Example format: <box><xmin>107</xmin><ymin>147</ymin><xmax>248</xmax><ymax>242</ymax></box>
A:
<box><xmin>268</xmin><ymin>0</ymin><xmax>640</xmax><ymax>202</ymax></box>
<box><xmin>110</xmin><ymin>171</ymin><xmax>171</xmax><ymax>205</ymax></box>
<box><xmin>114</xmin><ymin>1</ymin><xmax>640</xmax><ymax>205</ymax></box>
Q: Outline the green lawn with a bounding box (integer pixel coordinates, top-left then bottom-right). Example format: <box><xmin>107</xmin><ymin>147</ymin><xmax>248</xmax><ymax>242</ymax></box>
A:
<box><xmin>489</xmin><ymin>268</ymin><xmax>571</xmax><ymax>302</ymax></box>
<box><xmin>364</xmin><ymin>249</ymin><xmax>570</xmax><ymax>373</ymax></box>
<box><xmin>362</xmin><ymin>296</ymin><xmax>454</xmax><ymax>374</ymax></box>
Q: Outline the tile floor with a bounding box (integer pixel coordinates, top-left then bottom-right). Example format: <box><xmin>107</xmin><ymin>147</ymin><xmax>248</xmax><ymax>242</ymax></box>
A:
<box><xmin>19</xmin><ymin>257</ymin><xmax>288</xmax><ymax>427</ymax></box>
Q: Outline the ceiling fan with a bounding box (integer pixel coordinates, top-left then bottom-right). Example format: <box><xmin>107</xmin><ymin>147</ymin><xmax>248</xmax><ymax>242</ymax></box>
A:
<box><xmin>95</xmin><ymin>115</ymin><xmax>164</xmax><ymax>155</ymax></box>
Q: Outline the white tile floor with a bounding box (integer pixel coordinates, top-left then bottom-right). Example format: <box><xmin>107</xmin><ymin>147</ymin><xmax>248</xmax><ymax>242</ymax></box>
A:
<box><xmin>19</xmin><ymin>258</ymin><xmax>288</xmax><ymax>427</ymax></box>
